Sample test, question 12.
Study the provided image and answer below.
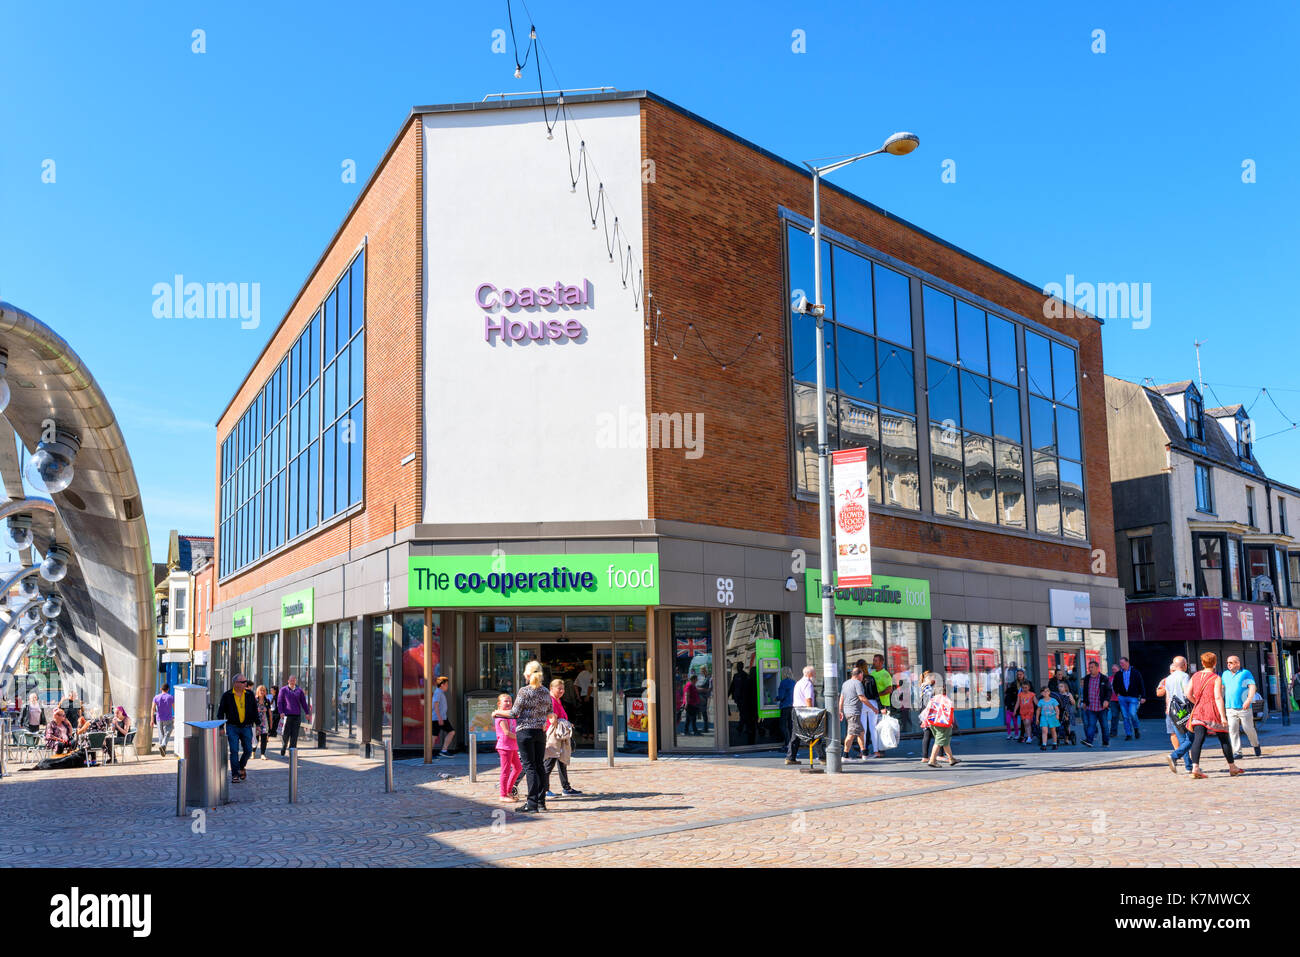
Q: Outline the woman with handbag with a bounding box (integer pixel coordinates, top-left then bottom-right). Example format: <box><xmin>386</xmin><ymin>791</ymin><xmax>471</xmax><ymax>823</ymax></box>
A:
<box><xmin>917</xmin><ymin>671</ymin><xmax>937</xmax><ymax>763</ymax></box>
<box><xmin>1185</xmin><ymin>652</ymin><xmax>1243</xmax><ymax>779</ymax></box>
<box><xmin>1161</xmin><ymin>656</ymin><xmax>1194</xmax><ymax>774</ymax></box>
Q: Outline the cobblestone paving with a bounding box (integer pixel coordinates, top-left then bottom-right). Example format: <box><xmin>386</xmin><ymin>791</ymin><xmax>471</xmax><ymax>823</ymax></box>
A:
<box><xmin>2</xmin><ymin>730</ymin><xmax>1296</xmax><ymax>867</ymax></box>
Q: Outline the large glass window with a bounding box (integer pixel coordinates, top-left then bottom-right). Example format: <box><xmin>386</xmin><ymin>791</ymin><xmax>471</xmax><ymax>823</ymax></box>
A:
<box><xmin>322</xmin><ymin>621</ymin><xmax>356</xmax><ymax>738</ymax></box>
<box><xmin>923</xmin><ymin>287</ymin><xmax>1027</xmax><ymax>530</ymax></box>
<box><xmin>787</xmin><ymin>225</ymin><xmax>919</xmax><ymax>511</ymax></box>
<box><xmin>219</xmin><ymin>249</ymin><xmax>365</xmax><ymax>577</ymax></box>
<box><xmin>785</xmin><ymin>220</ymin><xmax>1086</xmax><ymax>539</ymax></box>
<box><xmin>258</xmin><ymin>632</ymin><xmax>280</xmax><ymax>688</ymax></box>
<box><xmin>942</xmin><ymin>623</ymin><xmax>1032</xmax><ymax>730</ymax></box>
<box><xmin>723</xmin><ymin>612</ymin><xmax>783</xmax><ymax>748</ymax></box>
<box><xmin>672</xmin><ymin>612</ymin><xmax>715</xmax><ymax>749</ymax></box>
<box><xmin>1024</xmin><ymin>330</ymin><xmax>1085</xmax><ymax>540</ymax></box>
<box><xmin>400</xmin><ymin>612</ymin><xmax>441</xmax><ymax>747</ymax></box>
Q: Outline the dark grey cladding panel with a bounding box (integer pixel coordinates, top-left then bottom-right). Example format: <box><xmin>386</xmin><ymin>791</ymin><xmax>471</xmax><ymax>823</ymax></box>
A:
<box><xmin>702</xmin><ymin>542</ymin><xmax>746</xmax><ymax>578</ymax></box>
<box><xmin>659</xmin><ymin>537</ymin><xmax>704</xmax><ymax>573</ymax></box>
<box><xmin>660</xmin><ymin>570</ymin><xmax>706</xmax><ymax>607</ymax></box>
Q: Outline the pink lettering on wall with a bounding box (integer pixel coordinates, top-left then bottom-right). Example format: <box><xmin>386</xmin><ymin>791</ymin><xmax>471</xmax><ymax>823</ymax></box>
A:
<box><xmin>476</xmin><ymin>280</ymin><xmax>591</xmax><ymax>343</ymax></box>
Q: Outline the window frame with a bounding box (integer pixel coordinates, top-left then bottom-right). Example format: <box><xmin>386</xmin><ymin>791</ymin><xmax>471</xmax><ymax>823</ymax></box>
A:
<box><xmin>1130</xmin><ymin>535</ymin><xmax>1155</xmax><ymax>595</ymax></box>
<box><xmin>218</xmin><ymin>245</ymin><xmax>366</xmax><ymax>581</ymax></box>
<box><xmin>782</xmin><ymin>212</ymin><xmax>1087</xmax><ymax>545</ymax></box>
<box><xmin>1194</xmin><ymin>463</ymin><xmax>1215</xmax><ymax>514</ymax></box>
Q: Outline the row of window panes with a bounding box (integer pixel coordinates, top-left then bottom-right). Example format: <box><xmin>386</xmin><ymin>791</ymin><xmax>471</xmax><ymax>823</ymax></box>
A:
<box><xmin>219</xmin><ymin>251</ymin><xmax>365</xmax><ymax>577</ymax></box>
<box><xmin>921</xmin><ymin>285</ymin><xmax>1019</xmax><ymax>384</ymax></box>
<box><xmin>786</xmin><ymin>229</ymin><xmax>1086</xmax><ymax>540</ymax></box>
<box><xmin>478</xmin><ymin>614</ymin><xmax>648</xmax><ymax>634</ymax></box>
<box><xmin>787</xmin><ymin>226</ymin><xmax>913</xmax><ymax>348</ymax></box>
<box><xmin>792</xmin><ymin>385</ymin><xmax>922</xmax><ymax>510</ymax></box>
<box><xmin>941</xmin><ymin>623</ymin><xmax>1033</xmax><ymax>728</ymax></box>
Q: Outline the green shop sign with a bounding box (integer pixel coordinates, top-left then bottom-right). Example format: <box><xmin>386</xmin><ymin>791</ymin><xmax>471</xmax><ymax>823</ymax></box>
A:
<box><xmin>231</xmin><ymin>607</ymin><xmax>253</xmax><ymax>638</ymax></box>
<box><xmin>805</xmin><ymin>570</ymin><xmax>930</xmax><ymax>619</ymax></box>
<box><xmin>409</xmin><ymin>554</ymin><xmax>659</xmax><ymax>607</ymax></box>
<box><xmin>280</xmin><ymin>588</ymin><xmax>314</xmax><ymax>628</ymax></box>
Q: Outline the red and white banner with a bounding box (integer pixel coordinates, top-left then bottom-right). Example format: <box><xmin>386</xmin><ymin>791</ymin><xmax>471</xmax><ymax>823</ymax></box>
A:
<box><xmin>831</xmin><ymin>447</ymin><xmax>872</xmax><ymax>587</ymax></box>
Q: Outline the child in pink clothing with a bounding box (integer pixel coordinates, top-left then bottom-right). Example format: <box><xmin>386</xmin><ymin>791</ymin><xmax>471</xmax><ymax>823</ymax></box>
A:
<box><xmin>495</xmin><ymin>693</ymin><xmax>522</xmax><ymax>799</ymax></box>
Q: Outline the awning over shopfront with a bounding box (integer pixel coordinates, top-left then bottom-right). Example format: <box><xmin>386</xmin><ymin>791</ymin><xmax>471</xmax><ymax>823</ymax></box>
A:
<box><xmin>1127</xmin><ymin>597</ymin><xmax>1274</xmax><ymax>643</ymax></box>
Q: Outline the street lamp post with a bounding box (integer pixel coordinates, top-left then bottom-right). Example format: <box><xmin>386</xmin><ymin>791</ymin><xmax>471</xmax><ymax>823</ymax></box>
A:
<box><xmin>802</xmin><ymin>132</ymin><xmax>918</xmax><ymax>774</ymax></box>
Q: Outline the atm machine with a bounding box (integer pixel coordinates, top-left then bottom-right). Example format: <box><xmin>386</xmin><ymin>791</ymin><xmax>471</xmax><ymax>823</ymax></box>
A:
<box><xmin>756</xmin><ymin>638</ymin><xmax>782</xmax><ymax>720</ymax></box>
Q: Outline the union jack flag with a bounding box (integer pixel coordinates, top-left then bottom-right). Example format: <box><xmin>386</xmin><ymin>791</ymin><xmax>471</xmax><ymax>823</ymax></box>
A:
<box><xmin>675</xmin><ymin>637</ymin><xmax>709</xmax><ymax>657</ymax></box>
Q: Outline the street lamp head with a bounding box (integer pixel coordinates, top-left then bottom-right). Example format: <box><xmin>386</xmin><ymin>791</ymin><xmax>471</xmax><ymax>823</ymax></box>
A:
<box><xmin>882</xmin><ymin>131</ymin><xmax>920</xmax><ymax>156</ymax></box>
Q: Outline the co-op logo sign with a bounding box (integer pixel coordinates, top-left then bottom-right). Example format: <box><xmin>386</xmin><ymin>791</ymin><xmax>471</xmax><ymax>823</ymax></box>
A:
<box><xmin>475</xmin><ymin>280</ymin><xmax>592</xmax><ymax>344</ymax></box>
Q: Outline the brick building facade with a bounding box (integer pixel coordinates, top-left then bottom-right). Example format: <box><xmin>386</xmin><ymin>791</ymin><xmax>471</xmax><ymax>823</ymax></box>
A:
<box><xmin>209</xmin><ymin>90</ymin><xmax>1126</xmax><ymax>754</ymax></box>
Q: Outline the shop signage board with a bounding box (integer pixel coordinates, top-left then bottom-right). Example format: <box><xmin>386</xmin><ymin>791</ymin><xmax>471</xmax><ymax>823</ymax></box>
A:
<box><xmin>408</xmin><ymin>554</ymin><xmax>659</xmax><ymax>607</ymax></box>
<box><xmin>804</xmin><ymin>570</ymin><xmax>930</xmax><ymax>619</ymax></box>
<box><xmin>231</xmin><ymin>607</ymin><xmax>253</xmax><ymax>638</ymax></box>
<box><xmin>831</xmin><ymin>447</ymin><xmax>872</xmax><ymax>586</ymax></box>
<box><xmin>1126</xmin><ymin>597</ymin><xmax>1272</xmax><ymax>642</ymax></box>
<box><xmin>280</xmin><ymin>588</ymin><xmax>314</xmax><ymax>628</ymax></box>
<box><xmin>626</xmin><ymin>696</ymin><xmax>649</xmax><ymax>742</ymax></box>
<box><xmin>1049</xmin><ymin>589</ymin><xmax>1092</xmax><ymax>628</ymax></box>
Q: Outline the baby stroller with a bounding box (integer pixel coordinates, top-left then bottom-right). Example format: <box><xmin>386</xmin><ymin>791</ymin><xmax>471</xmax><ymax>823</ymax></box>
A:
<box><xmin>1054</xmin><ymin>690</ymin><xmax>1077</xmax><ymax>745</ymax></box>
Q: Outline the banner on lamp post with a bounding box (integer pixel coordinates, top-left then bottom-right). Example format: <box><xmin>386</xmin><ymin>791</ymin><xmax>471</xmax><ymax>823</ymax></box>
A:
<box><xmin>831</xmin><ymin>447</ymin><xmax>872</xmax><ymax>587</ymax></box>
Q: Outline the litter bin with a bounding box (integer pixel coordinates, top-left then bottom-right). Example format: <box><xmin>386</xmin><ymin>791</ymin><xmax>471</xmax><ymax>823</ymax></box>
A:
<box><xmin>184</xmin><ymin>719</ymin><xmax>229</xmax><ymax>807</ymax></box>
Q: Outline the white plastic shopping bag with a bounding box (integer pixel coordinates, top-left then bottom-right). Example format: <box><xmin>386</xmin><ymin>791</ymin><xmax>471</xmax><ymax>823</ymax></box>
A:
<box><xmin>876</xmin><ymin>709</ymin><xmax>901</xmax><ymax>750</ymax></box>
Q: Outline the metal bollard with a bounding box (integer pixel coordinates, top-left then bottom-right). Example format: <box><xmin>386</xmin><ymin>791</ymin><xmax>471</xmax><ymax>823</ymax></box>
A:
<box><xmin>289</xmin><ymin>747</ymin><xmax>299</xmax><ymax>803</ymax></box>
<box><xmin>469</xmin><ymin>737</ymin><xmax>477</xmax><ymax>782</ymax></box>
<box><xmin>0</xmin><ymin>718</ymin><xmax>7</xmax><ymax>778</ymax></box>
<box><xmin>607</xmin><ymin>725</ymin><xmax>615</xmax><ymax>768</ymax></box>
<box><xmin>175</xmin><ymin>757</ymin><xmax>187</xmax><ymax>816</ymax></box>
<box><xmin>383</xmin><ymin>738</ymin><xmax>394</xmax><ymax>793</ymax></box>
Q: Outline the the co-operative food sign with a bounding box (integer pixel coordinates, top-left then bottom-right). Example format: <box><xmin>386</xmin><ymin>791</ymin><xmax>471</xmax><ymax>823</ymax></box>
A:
<box><xmin>409</xmin><ymin>553</ymin><xmax>659</xmax><ymax>607</ymax></box>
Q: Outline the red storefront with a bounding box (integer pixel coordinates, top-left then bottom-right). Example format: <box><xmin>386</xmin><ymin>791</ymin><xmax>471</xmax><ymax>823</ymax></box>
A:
<box><xmin>1126</xmin><ymin>598</ymin><xmax>1282</xmax><ymax>714</ymax></box>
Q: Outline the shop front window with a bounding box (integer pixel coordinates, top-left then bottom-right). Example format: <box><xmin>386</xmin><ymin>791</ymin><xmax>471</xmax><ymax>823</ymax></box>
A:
<box><xmin>258</xmin><ymin>632</ymin><xmax>280</xmax><ymax>688</ymax></box>
<box><xmin>322</xmin><ymin>621</ymin><xmax>356</xmax><ymax>737</ymax></box>
<box><xmin>1083</xmin><ymin>629</ymin><xmax>1112</xmax><ymax>673</ymax></box>
<box><xmin>672</xmin><ymin>612</ymin><xmax>714</xmax><ymax>749</ymax></box>
<box><xmin>400</xmin><ymin>612</ymin><xmax>441</xmax><ymax>747</ymax></box>
<box><xmin>479</xmin><ymin>641</ymin><xmax>516</xmax><ymax>695</ymax></box>
<box><xmin>722</xmin><ymin>612</ymin><xmax>783</xmax><ymax>748</ymax></box>
<box><xmin>284</xmin><ymin>627</ymin><xmax>314</xmax><ymax>702</ymax></box>
<box><xmin>371</xmin><ymin>615</ymin><xmax>393</xmax><ymax>740</ymax></box>
<box><xmin>942</xmin><ymin>624</ymin><xmax>973</xmax><ymax>726</ymax></box>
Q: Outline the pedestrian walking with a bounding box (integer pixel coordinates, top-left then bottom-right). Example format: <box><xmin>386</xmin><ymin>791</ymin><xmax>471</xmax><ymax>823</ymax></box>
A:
<box><xmin>1222</xmin><ymin>655</ymin><xmax>1262</xmax><ymax>759</ymax></box>
<box><xmin>1016</xmin><ymin>681</ymin><xmax>1037</xmax><ymax>743</ymax></box>
<box><xmin>838</xmin><ymin>666</ymin><xmax>870</xmax><ymax>761</ymax></box>
<box><xmin>269</xmin><ymin>683</ymin><xmax>281</xmax><ymax>738</ymax></box>
<box><xmin>1107</xmin><ymin>665</ymin><xmax>1123</xmax><ymax>738</ymax></box>
<box><xmin>254</xmin><ymin>685</ymin><xmax>272</xmax><ymax>758</ymax></box>
<box><xmin>215</xmin><ymin>674</ymin><xmax>258</xmax><ymax>783</ymax></box>
<box><xmin>1112</xmin><ymin>657</ymin><xmax>1146</xmax><ymax>740</ymax></box>
<box><xmin>276</xmin><ymin>674</ymin><xmax>312</xmax><ymax>756</ymax></box>
<box><xmin>921</xmin><ymin>679</ymin><xmax>959</xmax><ymax>767</ymax></box>
<box><xmin>696</xmin><ymin>667</ymin><xmax>712</xmax><ymax>733</ymax></box>
<box><xmin>1186</xmin><ymin>652</ymin><xmax>1244</xmax><ymax>779</ymax></box>
<box><xmin>22</xmin><ymin>692</ymin><xmax>43</xmax><ymax>733</ymax></box>
<box><xmin>777</xmin><ymin>666</ymin><xmax>796</xmax><ymax>755</ymax></box>
<box><xmin>1162</xmin><ymin>656</ymin><xmax>1194</xmax><ymax>774</ymax></box>
<box><xmin>785</xmin><ymin>665</ymin><xmax>823</xmax><ymax>766</ymax></box>
<box><xmin>544</xmin><ymin>678</ymin><xmax>582</xmax><ymax>797</ymax></box>
<box><xmin>432</xmin><ymin>675</ymin><xmax>457</xmax><ymax>756</ymax></box>
<box><xmin>862</xmin><ymin>666</ymin><xmax>884</xmax><ymax>757</ymax></box>
<box><xmin>494</xmin><ymin>693</ymin><xmax>522</xmax><ymax>801</ymax></box>
<box><xmin>152</xmin><ymin>683</ymin><xmax>175</xmax><ymax>757</ymax></box>
<box><xmin>1079</xmin><ymin>660</ymin><xmax>1112</xmax><ymax>748</ymax></box>
<box><xmin>917</xmin><ymin>671</ymin><xmax>937</xmax><ymax>763</ymax></box>
<box><xmin>492</xmin><ymin>660</ymin><xmax>554</xmax><ymax>813</ymax></box>
<box><xmin>1036</xmin><ymin>686</ymin><xmax>1060</xmax><ymax>750</ymax></box>
<box><xmin>1003</xmin><ymin>669</ymin><xmax>1026</xmax><ymax>740</ymax></box>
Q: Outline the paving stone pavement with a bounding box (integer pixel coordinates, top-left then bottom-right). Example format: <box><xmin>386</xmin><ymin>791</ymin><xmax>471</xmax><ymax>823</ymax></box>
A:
<box><xmin>2</xmin><ymin>725</ymin><xmax>1297</xmax><ymax>867</ymax></box>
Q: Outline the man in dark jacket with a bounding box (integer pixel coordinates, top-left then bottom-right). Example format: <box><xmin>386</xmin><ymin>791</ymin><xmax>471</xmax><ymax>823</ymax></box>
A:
<box><xmin>1079</xmin><ymin>660</ymin><xmax>1112</xmax><ymax>748</ymax></box>
<box><xmin>1112</xmin><ymin>657</ymin><xmax>1147</xmax><ymax>741</ymax></box>
<box><xmin>216</xmin><ymin>674</ymin><xmax>258</xmax><ymax>783</ymax></box>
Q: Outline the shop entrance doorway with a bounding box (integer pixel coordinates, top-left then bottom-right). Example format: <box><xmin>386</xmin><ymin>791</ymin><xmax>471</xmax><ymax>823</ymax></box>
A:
<box><xmin>538</xmin><ymin>643</ymin><xmax>597</xmax><ymax>749</ymax></box>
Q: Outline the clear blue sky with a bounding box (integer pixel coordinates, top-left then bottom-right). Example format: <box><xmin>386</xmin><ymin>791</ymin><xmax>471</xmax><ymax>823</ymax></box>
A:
<box><xmin>2</xmin><ymin>0</ymin><xmax>1297</xmax><ymax>560</ymax></box>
